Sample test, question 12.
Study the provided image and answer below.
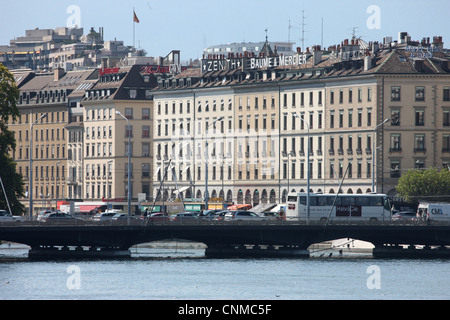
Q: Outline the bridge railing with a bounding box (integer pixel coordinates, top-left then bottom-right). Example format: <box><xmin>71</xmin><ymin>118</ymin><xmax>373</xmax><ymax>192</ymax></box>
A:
<box><xmin>3</xmin><ymin>217</ymin><xmax>450</xmax><ymax>227</ymax></box>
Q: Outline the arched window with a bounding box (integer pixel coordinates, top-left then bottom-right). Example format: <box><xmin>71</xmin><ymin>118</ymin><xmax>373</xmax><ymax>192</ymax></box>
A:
<box><xmin>269</xmin><ymin>189</ymin><xmax>276</xmax><ymax>204</ymax></box>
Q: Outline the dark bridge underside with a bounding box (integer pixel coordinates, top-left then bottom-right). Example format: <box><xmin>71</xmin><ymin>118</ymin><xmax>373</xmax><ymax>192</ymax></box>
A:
<box><xmin>2</xmin><ymin>224</ymin><xmax>450</xmax><ymax>252</ymax></box>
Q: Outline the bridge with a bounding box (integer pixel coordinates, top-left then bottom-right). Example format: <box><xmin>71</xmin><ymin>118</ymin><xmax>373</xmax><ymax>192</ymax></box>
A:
<box><xmin>1</xmin><ymin>219</ymin><xmax>450</xmax><ymax>259</ymax></box>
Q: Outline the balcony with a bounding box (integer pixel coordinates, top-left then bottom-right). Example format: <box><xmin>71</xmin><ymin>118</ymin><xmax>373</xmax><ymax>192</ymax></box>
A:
<box><xmin>389</xmin><ymin>148</ymin><xmax>402</xmax><ymax>153</ymax></box>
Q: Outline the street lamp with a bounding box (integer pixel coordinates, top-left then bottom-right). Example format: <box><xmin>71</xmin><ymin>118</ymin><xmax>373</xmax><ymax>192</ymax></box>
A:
<box><xmin>286</xmin><ymin>150</ymin><xmax>295</xmax><ymax>195</ymax></box>
<box><xmin>205</xmin><ymin>116</ymin><xmax>224</xmax><ymax>211</ymax></box>
<box><xmin>116</xmin><ymin>110</ymin><xmax>131</xmax><ymax>223</ymax></box>
<box><xmin>107</xmin><ymin>160</ymin><xmax>113</xmax><ymax>210</ymax></box>
<box><xmin>29</xmin><ymin>113</ymin><xmax>47</xmax><ymax>219</ymax></box>
<box><xmin>294</xmin><ymin>112</ymin><xmax>310</xmax><ymax>223</ymax></box>
<box><xmin>54</xmin><ymin>161</ymin><xmax>61</xmax><ymax>209</ymax></box>
<box><xmin>220</xmin><ymin>154</ymin><xmax>228</xmax><ymax>204</ymax></box>
<box><xmin>372</xmin><ymin>118</ymin><xmax>390</xmax><ymax>193</ymax></box>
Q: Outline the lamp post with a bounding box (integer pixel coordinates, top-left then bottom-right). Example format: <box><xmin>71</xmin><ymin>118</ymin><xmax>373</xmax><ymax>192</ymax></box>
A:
<box><xmin>221</xmin><ymin>154</ymin><xmax>228</xmax><ymax>204</ymax></box>
<box><xmin>372</xmin><ymin>118</ymin><xmax>390</xmax><ymax>193</ymax></box>
<box><xmin>294</xmin><ymin>112</ymin><xmax>310</xmax><ymax>223</ymax></box>
<box><xmin>287</xmin><ymin>151</ymin><xmax>295</xmax><ymax>196</ymax></box>
<box><xmin>29</xmin><ymin>113</ymin><xmax>48</xmax><ymax>219</ymax></box>
<box><xmin>205</xmin><ymin>116</ymin><xmax>224</xmax><ymax>211</ymax></box>
<box><xmin>116</xmin><ymin>111</ymin><xmax>131</xmax><ymax>224</ymax></box>
<box><xmin>54</xmin><ymin>161</ymin><xmax>61</xmax><ymax>209</ymax></box>
<box><xmin>107</xmin><ymin>160</ymin><xmax>113</xmax><ymax>210</ymax></box>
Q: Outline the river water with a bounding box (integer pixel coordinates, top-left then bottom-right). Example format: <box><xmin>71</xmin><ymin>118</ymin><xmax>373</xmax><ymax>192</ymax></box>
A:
<box><xmin>0</xmin><ymin>243</ymin><xmax>449</xmax><ymax>300</ymax></box>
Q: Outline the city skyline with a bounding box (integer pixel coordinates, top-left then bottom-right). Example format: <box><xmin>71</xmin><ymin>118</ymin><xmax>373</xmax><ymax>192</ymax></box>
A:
<box><xmin>1</xmin><ymin>0</ymin><xmax>449</xmax><ymax>62</ymax></box>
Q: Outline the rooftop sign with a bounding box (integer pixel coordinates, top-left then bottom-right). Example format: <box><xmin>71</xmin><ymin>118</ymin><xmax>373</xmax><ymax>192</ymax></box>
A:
<box><xmin>405</xmin><ymin>46</ymin><xmax>438</xmax><ymax>58</ymax></box>
<box><xmin>201</xmin><ymin>54</ymin><xmax>308</xmax><ymax>73</ymax></box>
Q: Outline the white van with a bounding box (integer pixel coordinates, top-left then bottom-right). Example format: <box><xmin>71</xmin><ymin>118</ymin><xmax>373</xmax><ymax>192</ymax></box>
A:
<box><xmin>417</xmin><ymin>203</ymin><xmax>450</xmax><ymax>222</ymax></box>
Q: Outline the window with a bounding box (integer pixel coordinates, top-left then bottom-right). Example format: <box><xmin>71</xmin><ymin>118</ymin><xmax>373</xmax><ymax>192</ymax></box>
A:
<box><xmin>142</xmin><ymin>108</ymin><xmax>150</xmax><ymax>120</ymax></box>
<box><xmin>330</xmin><ymin>111</ymin><xmax>334</xmax><ymax>128</ymax></box>
<box><xmin>125</xmin><ymin>125</ymin><xmax>133</xmax><ymax>138</ymax></box>
<box><xmin>390</xmin><ymin>134</ymin><xmax>401</xmax><ymax>152</ymax></box>
<box><xmin>415</xmin><ymin>109</ymin><xmax>425</xmax><ymax>126</ymax></box>
<box><xmin>367</xmin><ymin>108</ymin><xmax>372</xmax><ymax>126</ymax></box>
<box><xmin>129</xmin><ymin>89</ymin><xmax>137</xmax><ymax>99</ymax></box>
<box><xmin>125</xmin><ymin>108</ymin><xmax>133</xmax><ymax>119</ymax></box>
<box><xmin>142</xmin><ymin>143</ymin><xmax>150</xmax><ymax>157</ymax></box>
<box><xmin>444</xmin><ymin>110</ymin><xmax>450</xmax><ymax>126</ymax></box>
<box><xmin>391</xmin><ymin>87</ymin><xmax>401</xmax><ymax>101</ymax></box>
<box><xmin>415</xmin><ymin>86</ymin><xmax>425</xmax><ymax>101</ymax></box>
<box><xmin>391</xmin><ymin>161</ymin><xmax>401</xmax><ymax>178</ymax></box>
<box><xmin>391</xmin><ymin>109</ymin><xmax>400</xmax><ymax>125</ymax></box>
<box><xmin>443</xmin><ymin>135</ymin><xmax>450</xmax><ymax>152</ymax></box>
<box><xmin>142</xmin><ymin>126</ymin><xmax>150</xmax><ymax>138</ymax></box>
<box><xmin>444</xmin><ymin>87</ymin><xmax>450</xmax><ymax>101</ymax></box>
<box><xmin>330</xmin><ymin>91</ymin><xmax>334</xmax><ymax>104</ymax></box>
<box><xmin>414</xmin><ymin>134</ymin><xmax>426</xmax><ymax>152</ymax></box>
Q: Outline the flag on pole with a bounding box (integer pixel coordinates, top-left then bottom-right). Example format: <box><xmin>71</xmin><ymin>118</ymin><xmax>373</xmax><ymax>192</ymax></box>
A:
<box><xmin>133</xmin><ymin>10</ymin><xmax>140</xmax><ymax>23</ymax></box>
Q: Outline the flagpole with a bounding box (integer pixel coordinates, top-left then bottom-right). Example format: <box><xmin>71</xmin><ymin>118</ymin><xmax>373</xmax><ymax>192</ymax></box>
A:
<box><xmin>133</xmin><ymin>7</ymin><xmax>135</xmax><ymax>49</ymax></box>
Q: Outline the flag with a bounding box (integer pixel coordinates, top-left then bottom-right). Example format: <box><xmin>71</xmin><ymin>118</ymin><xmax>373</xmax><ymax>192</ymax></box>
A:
<box><xmin>133</xmin><ymin>10</ymin><xmax>140</xmax><ymax>23</ymax></box>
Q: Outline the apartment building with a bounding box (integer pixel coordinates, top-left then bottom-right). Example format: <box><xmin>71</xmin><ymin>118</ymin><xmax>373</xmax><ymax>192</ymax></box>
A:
<box><xmin>380</xmin><ymin>50</ymin><xmax>450</xmax><ymax>195</ymax></box>
<box><xmin>10</xmin><ymin>68</ymin><xmax>97</xmax><ymax>213</ymax></box>
<box><xmin>82</xmin><ymin>65</ymin><xmax>156</xmax><ymax>203</ymax></box>
<box><xmin>153</xmin><ymin>35</ymin><xmax>450</xmax><ymax>207</ymax></box>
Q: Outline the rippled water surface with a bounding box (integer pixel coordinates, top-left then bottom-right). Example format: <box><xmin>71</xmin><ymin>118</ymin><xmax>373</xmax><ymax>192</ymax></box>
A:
<box><xmin>0</xmin><ymin>244</ymin><xmax>449</xmax><ymax>300</ymax></box>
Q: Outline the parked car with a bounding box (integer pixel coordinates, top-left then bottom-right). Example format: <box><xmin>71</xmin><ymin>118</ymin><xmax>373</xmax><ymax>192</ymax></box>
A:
<box><xmin>258</xmin><ymin>211</ymin><xmax>279</xmax><ymax>220</ymax></box>
<box><xmin>112</xmin><ymin>213</ymin><xmax>129</xmax><ymax>221</ymax></box>
<box><xmin>171</xmin><ymin>212</ymin><xmax>199</xmax><ymax>222</ymax></box>
<box><xmin>200</xmin><ymin>210</ymin><xmax>222</xmax><ymax>220</ymax></box>
<box><xmin>0</xmin><ymin>209</ymin><xmax>24</xmax><ymax>223</ymax></box>
<box><xmin>147</xmin><ymin>213</ymin><xmax>170</xmax><ymax>222</ymax></box>
<box><xmin>37</xmin><ymin>210</ymin><xmax>53</xmax><ymax>221</ymax></box>
<box><xmin>392</xmin><ymin>211</ymin><xmax>417</xmax><ymax>222</ymax></box>
<box><xmin>224</xmin><ymin>211</ymin><xmax>266</xmax><ymax>221</ymax></box>
<box><xmin>92</xmin><ymin>212</ymin><xmax>116</xmax><ymax>222</ymax></box>
<box><xmin>212</xmin><ymin>210</ymin><xmax>229</xmax><ymax>221</ymax></box>
<box><xmin>40</xmin><ymin>212</ymin><xmax>83</xmax><ymax>224</ymax></box>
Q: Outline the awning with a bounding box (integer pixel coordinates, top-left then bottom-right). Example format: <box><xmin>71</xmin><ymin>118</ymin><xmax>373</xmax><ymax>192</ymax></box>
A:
<box><xmin>79</xmin><ymin>205</ymin><xmax>101</xmax><ymax>213</ymax></box>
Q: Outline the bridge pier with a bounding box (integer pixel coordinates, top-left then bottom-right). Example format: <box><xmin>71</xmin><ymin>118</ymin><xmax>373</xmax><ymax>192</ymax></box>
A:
<box><xmin>205</xmin><ymin>244</ymin><xmax>310</xmax><ymax>258</ymax></box>
<box><xmin>373</xmin><ymin>244</ymin><xmax>450</xmax><ymax>258</ymax></box>
<box><xmin>28</xmin><ymin>246</ymin><xmax>131</xmax><ymax>260</ymax></box>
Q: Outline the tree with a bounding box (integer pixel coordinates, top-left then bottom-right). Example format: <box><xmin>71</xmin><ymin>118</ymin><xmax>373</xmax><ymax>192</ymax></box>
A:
<box><xmin>0</xmin><ymin>63</ymin><xmax>25</xmax><ymax>215</ymax></box>
<box><xmin>396</xmin><ymin>168</ymin><xmax>450</xmax><ymax>203</ymax></box>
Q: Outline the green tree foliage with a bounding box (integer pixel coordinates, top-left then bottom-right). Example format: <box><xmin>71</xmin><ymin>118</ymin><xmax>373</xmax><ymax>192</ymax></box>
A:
<box><xmin>0</xmin><ymin>63</ymin><xmax>25</xmax><ymax>215</ymax></box>
<box><xmin>397</xmin><ymin>168</ymin><xmax>450</xmax><ymax>203</ymax></box>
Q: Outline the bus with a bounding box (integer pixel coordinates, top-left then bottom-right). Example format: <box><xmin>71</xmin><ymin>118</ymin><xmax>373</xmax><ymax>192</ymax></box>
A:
<box><xmin>286</xmin><ymin>192</ymin><xmax>392</xmax><ymax>223</ymax></box>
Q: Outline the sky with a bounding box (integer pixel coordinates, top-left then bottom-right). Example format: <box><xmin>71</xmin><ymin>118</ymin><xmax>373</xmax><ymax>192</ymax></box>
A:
<box><xmin>1</xmin><ymin>0</ymin><xmax>449</xmax><ymax>62</ymax></box>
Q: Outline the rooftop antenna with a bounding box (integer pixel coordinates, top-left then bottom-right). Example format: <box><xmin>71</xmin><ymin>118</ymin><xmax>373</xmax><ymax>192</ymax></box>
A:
<box><xmin>321</xmin><ymin>17</ymin><xmax>324</xmax><ymax>49</ymax></box>
<box><xmin>352</xmin><ymin>26</ymin><xmax>359</xmax><ymax>40</ymax></box>
<box><xmin>301</xmin><ymin>10</ymin><xmax>307</xmax><ymax>52</ymax></box>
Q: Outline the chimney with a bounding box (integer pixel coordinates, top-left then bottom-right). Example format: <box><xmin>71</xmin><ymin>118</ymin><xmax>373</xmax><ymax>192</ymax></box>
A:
<box><xmin>54</xmin><ymin>67</ymin><xmax>65</xmax><ymax>81</ymax></box>
<box><xmin>313</xmin><ymin>49</ymin><xmax>322</xmax><ymax>65</ymax></box>
<box><xmin>101</xmin><ymin>57</ymin><xmax>108</xmax><ymax>70</ymax></box>
<box><xmin>364</xmin><ymin>56</ymin><xmax>373</xmax><ymax>71</ymax></box>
